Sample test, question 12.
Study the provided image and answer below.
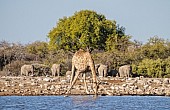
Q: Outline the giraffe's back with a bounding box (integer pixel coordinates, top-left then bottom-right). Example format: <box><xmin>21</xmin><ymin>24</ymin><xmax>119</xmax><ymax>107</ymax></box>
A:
<box><xmin>72</xmin><ymin>49</ymin><xmax>89</xmax><ymax>72</ymax></box>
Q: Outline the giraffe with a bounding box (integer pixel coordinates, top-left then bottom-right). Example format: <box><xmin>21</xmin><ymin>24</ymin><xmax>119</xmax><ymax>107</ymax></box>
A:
<box><xmin>66</xmin><ymin>49</ymin><xmax>98</xmax><ymax>95</ymax></box>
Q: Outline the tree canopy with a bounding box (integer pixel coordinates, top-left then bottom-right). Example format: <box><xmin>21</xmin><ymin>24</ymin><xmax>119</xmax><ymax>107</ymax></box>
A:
<box><xmin>48</xmin><ymin>10</ymin><xmax>130</xmax><ymax>52</ymax></box>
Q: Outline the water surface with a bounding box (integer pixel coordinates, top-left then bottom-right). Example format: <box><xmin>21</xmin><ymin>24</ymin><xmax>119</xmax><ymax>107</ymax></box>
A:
<box><xmin>0</xmin><ymin>95</ymin><xmax>170</xmax><ymax>110</ymax></box>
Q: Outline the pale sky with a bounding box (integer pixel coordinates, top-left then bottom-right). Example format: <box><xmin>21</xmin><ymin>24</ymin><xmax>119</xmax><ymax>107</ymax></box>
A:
<box><xmin>0</xmin><ymin>0</ymin><xmax>170</xmax><ymax>44</ymax></box>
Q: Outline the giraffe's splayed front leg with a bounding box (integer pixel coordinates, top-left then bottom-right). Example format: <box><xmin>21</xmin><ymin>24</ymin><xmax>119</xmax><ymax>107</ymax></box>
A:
<box><xmin>92</xmin><ymin>81</ymin><xmax>98</xmax><ymax>95</ymax></box>
<box><xmin>83</xmin><ymin>73</ymin><xmax>90</xmax><ymax>94</ymax></box>
<box><xmin>65</xmin><ymin>71</ymin><xmax>80</xmax><ymax>95</ymax></box>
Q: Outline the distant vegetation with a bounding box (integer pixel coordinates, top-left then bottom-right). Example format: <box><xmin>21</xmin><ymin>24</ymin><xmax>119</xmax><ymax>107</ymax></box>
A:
<box><xmin>0</xmin><ymin>10</ymin><xmax>170</xmax><ymax>78</ymax></box>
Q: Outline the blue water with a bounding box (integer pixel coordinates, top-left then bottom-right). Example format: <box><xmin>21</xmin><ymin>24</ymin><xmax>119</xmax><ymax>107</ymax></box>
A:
<box><xmin>0</xmin><ymin>96</ymin><xmax>170</xmax><ymax>110</ymax></box>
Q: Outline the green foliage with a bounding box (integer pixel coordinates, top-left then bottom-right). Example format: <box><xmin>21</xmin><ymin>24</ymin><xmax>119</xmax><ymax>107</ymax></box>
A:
<box><xmin>140</xmin><ymin>36</ymin><xmax>169</xmax><ymax>59</ymax></box>
<box><xmin>105</xmin><ymin>24</ymin><xmax>131</xmax><ymax>52</ymax></box>
<box><xmin>26</xmin><ymin>41</ymin><xmax>49</xmax><ymax>58</ymax></box>
<box><xmin>132</xmin><ymin>58</ymin><xmax>170</xmax><ymax>78</ymax></box>
<box><xmin>163</xmin><ymin>57</ymin><xmax>170</xmax><ymax>77</ymax></box>
<box><xmin>130</xmin><ymin>36</ymin><xmax>170</xmax><ymax>78</ymax></box>
<box><xmin>48</xmin><ymin>10</ymin><xmax>131</xmax><ymax>52</ymax></box>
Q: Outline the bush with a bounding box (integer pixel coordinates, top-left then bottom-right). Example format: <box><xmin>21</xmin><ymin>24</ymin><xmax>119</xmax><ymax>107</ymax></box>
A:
<box><xmin>4</xmin><ymin>60</ymin><xmax>26</xmax><ymax>76</ymax></box>
<box><xmin>132</xmin><ymin>58</ymin><xmax>170</xmax><ymax>78</ymax></box>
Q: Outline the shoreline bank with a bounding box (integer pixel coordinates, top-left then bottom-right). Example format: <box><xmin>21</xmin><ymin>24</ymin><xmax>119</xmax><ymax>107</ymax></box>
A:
<box><xmin>0</xmin><ymin>76</ymin><xmax>170</xmax><ymax>96</ymax></box>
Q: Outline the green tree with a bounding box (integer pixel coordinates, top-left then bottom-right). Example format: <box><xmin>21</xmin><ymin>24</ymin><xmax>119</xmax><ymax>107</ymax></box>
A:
<box><xmin>48</xmin><ymin>10</ymin><xmax>109</xmax><ymax>51</ymax></box>
<box><xmin>48</xmin><ymin>10</ymin><xmax>131</xmax><ymax>52</ymax></box>
<box><xmin>140</xmin><ymin>36</ymin><xmax>169</xmax><ymax>59</ymax></box>
<box><xmin>105</xmin><ymin>24</ymin><xmax>131</xmax><ymax>52</ymax></box>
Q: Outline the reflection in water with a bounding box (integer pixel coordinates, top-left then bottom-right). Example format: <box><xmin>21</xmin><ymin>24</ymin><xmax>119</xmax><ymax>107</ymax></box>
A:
<box><xmin>71</xmin><ymin>95</ymin><xmax>98</xmax><ymax>104</ymax></box>
<box><xmin>70</xmin><ymin>95</ymin><xmax>99</xmax><ymax>109</ymax></box>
